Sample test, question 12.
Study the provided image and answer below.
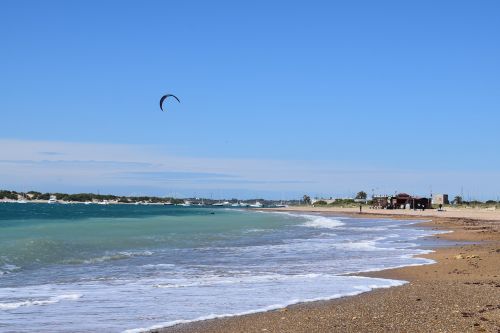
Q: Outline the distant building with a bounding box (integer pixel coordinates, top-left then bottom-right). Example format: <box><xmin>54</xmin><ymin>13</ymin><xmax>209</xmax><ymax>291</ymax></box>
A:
<box><xmin>371</xmin><ymin>193</ymin><xmax>431</xmax><ymax>209</ymax></box>
<box><xmin>372</xmin><ymin>195</ymin><xmax>391</xmax><ymax>209</ymax></box>
<box><xmin>391</xmin><ymin>193</ymin><xmax>412</xmax><ymax>209</ymax></box>
<box><xmin>391</xmin><ymin>193</ymin><xmax>431</xmax><ymax>209</ymax></box>
<box><xmin>432</xmin><ymin>194</ymin><xmax>449</xmax><ymax>205</ymax></box>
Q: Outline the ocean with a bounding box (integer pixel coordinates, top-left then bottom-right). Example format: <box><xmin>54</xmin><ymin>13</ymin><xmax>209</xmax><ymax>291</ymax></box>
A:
<box><xmin>0</xmin><ymin>203</ymin><xmax>446</xmax><ymax>332</ymax></box>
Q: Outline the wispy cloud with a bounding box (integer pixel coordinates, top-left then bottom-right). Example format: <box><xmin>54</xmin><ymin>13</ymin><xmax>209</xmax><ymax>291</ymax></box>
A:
<box><xmin>119</xmin><ymin>171</ymin><xmax>236</xmax><ymax>181</ymax></box>
<box><xmin>0</xmin><ymin>159</ymin><xmax>155</xmax><ymax>168</ymax></box>
<box><xmin>39</xmin><ymin>151</ymin><xmax>66</xmax><ymax>156</ymax></box>
<box><xmin>0</xmin><ymin>139</ymin><xmax>498</xmax><ymax>199</ymax></box>
<box><xmin>0</xmin><ymin>139</ymin><xmax>325</xmax><ymax>197</ymax></box>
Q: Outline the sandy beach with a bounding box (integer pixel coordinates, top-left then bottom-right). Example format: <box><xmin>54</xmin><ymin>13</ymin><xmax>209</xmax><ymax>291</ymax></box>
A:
<box><xmin>154</xmin><ymin>208</ymin><xmax>500</xmax><ymax>333</ymax></box>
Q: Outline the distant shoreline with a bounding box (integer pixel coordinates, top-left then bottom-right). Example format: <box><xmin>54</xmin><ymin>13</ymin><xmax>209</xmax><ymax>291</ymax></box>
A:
<box><xmin>0</xmin><ymin>199</ymin><xmax>166</xmax><ymax>205</ymax></box>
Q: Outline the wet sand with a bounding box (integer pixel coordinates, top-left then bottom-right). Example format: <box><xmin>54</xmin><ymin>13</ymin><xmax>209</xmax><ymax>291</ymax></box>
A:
<box><xmin>151</xmin><ymin>211</ymin><xmax>500</xmax><ymax>333</ymax></box>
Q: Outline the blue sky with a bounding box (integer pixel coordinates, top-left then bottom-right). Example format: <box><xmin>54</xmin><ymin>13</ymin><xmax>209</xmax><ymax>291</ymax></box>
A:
<box><xmin>1</xmin><ymin>0</ymin><xmax>499</xmax><ymax>199</ymax></box>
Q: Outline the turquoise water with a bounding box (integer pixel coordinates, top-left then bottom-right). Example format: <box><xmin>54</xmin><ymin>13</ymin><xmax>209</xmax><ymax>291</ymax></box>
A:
<box><xmin>0</xmin><ymin>203</ymin><xmax>443</xmax><ymax>332</ymax></box>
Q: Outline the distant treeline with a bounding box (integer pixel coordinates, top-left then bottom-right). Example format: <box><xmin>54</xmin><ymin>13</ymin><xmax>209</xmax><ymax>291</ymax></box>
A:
<box><xmin>312</xmin><ymin>199</ymin><xmax>361</xmax><ymax>207</ymax></box>
<box><xmin>0</xmin><ymin>190</ymin><xmax>180</xmax><ymax>203</ymax></box>
<box><xmin>0</xmin><ymin>189</ymin><xmax>297</xmax><ymax>205</ymax></box>
<box><xmin>0</xmin><ymin>190</ymin><xmax>18</xmax><ymax>200</ymax></box>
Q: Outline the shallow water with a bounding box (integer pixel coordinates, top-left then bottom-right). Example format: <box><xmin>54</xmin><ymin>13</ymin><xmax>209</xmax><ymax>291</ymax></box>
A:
<box><xmin>0</xmin><ymin>203</ymin><xmax>447</xmax><ymax>332</ymax></box>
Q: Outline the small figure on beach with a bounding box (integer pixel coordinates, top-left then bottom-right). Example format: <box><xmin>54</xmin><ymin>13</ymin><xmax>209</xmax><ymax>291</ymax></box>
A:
<box><xmin>359</xmin><ymin>204</ymin><xmax>362</xmax><ymax>213</ymax></box>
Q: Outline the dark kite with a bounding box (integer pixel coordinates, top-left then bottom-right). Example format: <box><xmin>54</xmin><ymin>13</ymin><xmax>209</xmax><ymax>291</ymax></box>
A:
<box><xmin>159</xmin><ymin>94</ymin><xmax>180</xmax><ymax>111</ymax></box>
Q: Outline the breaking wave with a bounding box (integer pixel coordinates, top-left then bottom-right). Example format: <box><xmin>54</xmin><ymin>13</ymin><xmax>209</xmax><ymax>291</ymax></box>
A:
<box><xmin>64</xmin><ymin>251</ymin><xmax>153</xmax><ymax>265</ymax></box>
<box><xmin>0</xmin><ymin>294</ymin><xmax>82</xmax><ymax>310</ymax></box>
<box><xmin>300</xmin><ymin>215</ymin><xmax>345</xmax><ymax>229</ymax></box>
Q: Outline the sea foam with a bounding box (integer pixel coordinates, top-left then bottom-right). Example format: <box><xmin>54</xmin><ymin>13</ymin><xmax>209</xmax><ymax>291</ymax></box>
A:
<box><xmin>0</xmin><ymin>264</ymin><xmax>21</xmax><ymax>276</ymax></box>
<box><xmin>0</xmin><ymin>294</ymin><xmax>81</xmax><ymax>310</ymax></box>
<box><xmin>300</xmin><ymin>215</ymin><xmax>345</xmax><ymax>229</ymax></box>
<box><xmin>123</xmin><ymin>277</ymin><xmax>405</xmax><ymax>333</ymax></box>
<box><xmin>64</xmin><ymin>250</ymin><xmax>154</xmax><ymax>265</ymax></box>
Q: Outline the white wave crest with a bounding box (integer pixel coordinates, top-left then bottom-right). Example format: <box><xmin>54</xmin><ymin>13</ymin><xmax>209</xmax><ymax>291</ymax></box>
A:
<box><xmin>65</xmin><ymin>251</ymin><xmax>153</xmax><ymax>265</ymax></box>
<box><xmin>153</xmin><ymin>273</ymin><xmax>324</xmax><ymax>289</ymax></box>
<box><xmin>339</xmin><ymin>240</ymin><xmax>381</xmax><ymax>251</ymax></box>
<box><xmin>0</xmin><ymin>264</ymin><xmax>21</xmax><ymax>276</ymax></box>
<box><xmin>0</xmin><ymin>294</ymin><xmax>81</xmax><ymax>310</ymax></box>
<box><xmin>301</xmin><ymin>215</ymin><xmax>344</xmax><ymax>229</ymax></box>
<box><xmin>142</xmin><ymin>263</ymin><xmax>175</xmax><ymax>269</ymax></box>
<box><xmin>242</xmin><ymin>228</ymin><xmax>267</xmax><ymax>233</ymax></box>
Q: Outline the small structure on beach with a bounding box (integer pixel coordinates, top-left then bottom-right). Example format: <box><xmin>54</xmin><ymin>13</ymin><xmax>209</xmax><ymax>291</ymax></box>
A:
<box><xmin>391</xmin><ymin>193</ymin><xmax>431</xmax><ymax>210</ymax></box>
<box><xmin>432</xmin><ymin>194</ymin><xmax>449</xmax><ymax>205</ymax></box>
<box><xmin>391</xmin><ymin>193</ymin><xmax>412</xmax><ymax>209</ymax></box>
<box><xmin>372</xmin><ymin>193</ymin><xmax>431</xmax><ymax>210</ymax></box>
<box><xmin>372</xmin><ymin>195</ymin><xmax>391</xmax><ymax>209</ymax></box>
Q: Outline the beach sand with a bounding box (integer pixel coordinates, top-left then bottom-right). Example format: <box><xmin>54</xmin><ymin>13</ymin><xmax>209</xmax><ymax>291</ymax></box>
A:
<box><xmin>152</xmin><ymin>209</ymin><xmax>500</xmax><ymax>333</ymax></box>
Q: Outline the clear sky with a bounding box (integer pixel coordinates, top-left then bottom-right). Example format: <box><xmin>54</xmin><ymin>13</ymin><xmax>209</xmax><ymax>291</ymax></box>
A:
<box><xmin>1</xmin><ymin>0</ymin><xmax>499</xmax><ymax>199</ymax></box>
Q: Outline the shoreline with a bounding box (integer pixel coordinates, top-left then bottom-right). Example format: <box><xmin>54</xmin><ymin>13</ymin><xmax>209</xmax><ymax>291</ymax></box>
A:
<box><xmin>149</xmin><ymin>209</ymin><xmax>500</xmax><ymax>333</ymax></box>
<box><xmin>263</xmin><ymin>206</ymin><xmax>500</xmax><ymax>223</ymax></box>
